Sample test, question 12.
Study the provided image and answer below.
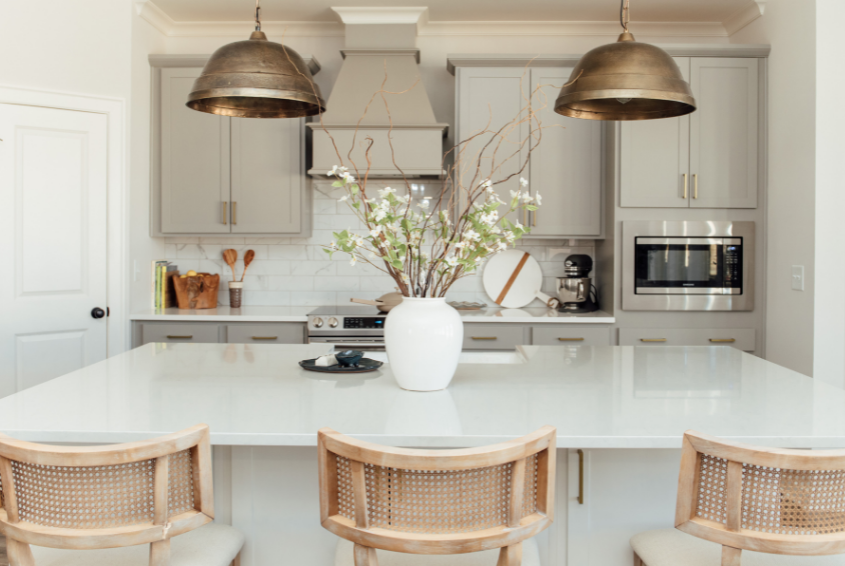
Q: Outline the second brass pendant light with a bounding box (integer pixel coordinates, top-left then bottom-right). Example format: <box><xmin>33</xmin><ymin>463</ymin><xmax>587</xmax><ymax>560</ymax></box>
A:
<box><xmin>186</xmin><ymin>0</ymin><xmax>326</xmax><ymax>118</ymax></box>
<box><xmin>555</xmin><ymin>0</ymin><xmax>697</xmax><ymax>121</ymax></box>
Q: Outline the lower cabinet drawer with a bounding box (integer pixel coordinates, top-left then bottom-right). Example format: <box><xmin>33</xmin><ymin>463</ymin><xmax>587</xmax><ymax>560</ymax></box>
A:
<box><xmin>140</xmin><ymin>323</ymin><xmax>219</xmax><ymax>345</ymax></box>
<box><xmin>532</xmin><ymin>327</ymin><xmax>611</xmax><ymax>346</ymax></box>
<box><xmin>226</xmin><ymin>324</ymin><xmax>305</xmax><ymax>344</ymax></box>
<box><xmin>463</xmin><ymin>325</ymin><xmax>527</xmax><ymax>350</ymax></box>
<box><xmin>619</xmin><ymin>328</ymin><xmax>756</xmax><ymax>351</ymax></box>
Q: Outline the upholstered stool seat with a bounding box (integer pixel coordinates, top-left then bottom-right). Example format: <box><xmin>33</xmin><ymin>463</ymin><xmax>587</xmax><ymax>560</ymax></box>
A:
<box><xmin>29</xmin><ymin>523</ymin><xmax>244</xmax><ymax>566</ymax></box>
<box><xmin>335</xmin><ymin>537</ymin><xmax>541</xmax><ymax>566</ymax></box>
<box><xmin>632</xmin><ymin>529</ymin><xmax>845</xmax><ymax>566</ymax></box>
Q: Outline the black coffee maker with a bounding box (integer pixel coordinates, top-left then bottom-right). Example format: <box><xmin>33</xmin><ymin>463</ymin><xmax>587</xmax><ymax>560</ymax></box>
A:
<box><xmin>556</xmin><ymin>255</ymin><xmax>599</xmax><ymax>313</ymax></box>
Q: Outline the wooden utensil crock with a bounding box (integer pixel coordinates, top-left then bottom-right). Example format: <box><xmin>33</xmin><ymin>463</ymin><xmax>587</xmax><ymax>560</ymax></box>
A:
<box><xmin>172</xmin><ymin>273</ymin><xmax>220</xmax><ymax>309</ymax></box>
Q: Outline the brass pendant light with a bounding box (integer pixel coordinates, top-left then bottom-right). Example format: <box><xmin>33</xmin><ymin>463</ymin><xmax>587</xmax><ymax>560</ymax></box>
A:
<box><xmin>187</xmin><ymin>0</ymin><xmax>326</xmax><ymax>118</ymax></box>
<box><xmin>555</xmin><ymin>0</ymin><xmax>696</xmax><ymax>121</ymax></box>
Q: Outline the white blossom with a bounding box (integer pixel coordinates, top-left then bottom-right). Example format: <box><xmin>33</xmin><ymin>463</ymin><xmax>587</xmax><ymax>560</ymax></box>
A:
<box><xmin>349</xmin><ymin>256</ymin><xmax>357</xmax><ymax>266</ymax></box>
<box><xmin>535</xmin><ymin>192</ymin><xmax>543</xmax><ymax>206</ymax></box>
<box><xmin>378</xmin><ymin>187</ymin><xmax>396</xmax><ymax>198</ymax></box>
<box><xmin>338</xmin><ymin>195</ymin><xmax>348</xmax><ymax>202</ymax></box>
<box><xmin>327</xmin><ymin>165</ymin><xmax>348</xmax><ymax>177</ymax></box>
<box><xmin>369</xmin><ymin>226</ymin><xmax>383</xmax><ymax>238</ymax></box>
<box><xmin>446</xmin><ymin>256</ymin><xmax>459</xmax><ymax>267</ymax></box>
<box><xmin>417</xmin><ymin>199</ymin><xmax>430</xmax><ymax>210</ymax></box>
<box><xmin>465</xmin><ymin>229</ymin><xmax>481</xmax><ymax>242</ymax></box>
<box><xmin>520</xmin><ymin>177</ymin><xmax>529</xmax><ymax>188</ymax></box>
<box><xmin>522</xmin><ymin>193</ymin><xmax>534</xmax><ymax>204</ymax></box>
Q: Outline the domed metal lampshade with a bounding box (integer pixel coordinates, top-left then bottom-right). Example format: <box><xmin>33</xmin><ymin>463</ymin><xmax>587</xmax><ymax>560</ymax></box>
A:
<box><xmin>187</xmin><ymin>31</ymin><xmax>326</xmax><ymax>119</ymax></box>
<box><xmin>555</xmin><ymin>32</ymin><xmax>696</xmax><ymax>121</ymax></box>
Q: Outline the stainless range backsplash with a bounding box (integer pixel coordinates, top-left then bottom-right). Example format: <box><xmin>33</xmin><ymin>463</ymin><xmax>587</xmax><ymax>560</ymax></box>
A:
<box><xmin>163</xmin><ymin>183</ymin><xmax>595</xmax><ymax>307</ymax></box>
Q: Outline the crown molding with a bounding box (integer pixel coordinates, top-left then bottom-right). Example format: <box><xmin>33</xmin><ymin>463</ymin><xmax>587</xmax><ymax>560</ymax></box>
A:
<box><xmin>419</xmin><ymin>20</ymin><xmax>728</xmax><ymax>37</ymax></box>
<box><xmin>723</xmin><ymin>1</ymin><xmax>766</xmax><ymax>36</ymax></box>
<box><xmin>331</xmin><ymin>7</ymin><xmax>428</xmax><ymax>25</ymax></box>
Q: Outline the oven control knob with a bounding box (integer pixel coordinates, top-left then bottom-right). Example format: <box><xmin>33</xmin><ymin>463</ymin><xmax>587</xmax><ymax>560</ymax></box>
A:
<box><xmin>313</xmin><ymin>317</ymin><xmax>324</xmax><ymax>328</ymax></box>
<box><xmin>328</xmin><ymin>317</ymin><xmax>339</xmax><ymax>328</ymax></box>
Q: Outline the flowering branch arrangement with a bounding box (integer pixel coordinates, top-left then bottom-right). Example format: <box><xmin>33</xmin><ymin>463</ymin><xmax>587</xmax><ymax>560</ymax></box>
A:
<box><xmin>320</xmin><ymin>67</ymin><xmax>551</xmax><ymax>298</ymax></box>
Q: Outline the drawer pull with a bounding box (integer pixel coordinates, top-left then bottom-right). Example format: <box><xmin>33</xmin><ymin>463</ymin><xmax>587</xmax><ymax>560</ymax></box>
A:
<box><xmin>577</xmin><ymin>449</ymin><xmax>585</xmax><ymax>505</ymax></box>
<box><xmin>252</xmin><ymin>336</ymin><xmax>278</xmax><ymax>341</ymax></box>
<box><xmin>558</xmin><ymin>337</ymin><xmax>585</xmax><ymax>342</ymax></box>
<box><xmin>166</xmin><ymin>335</ymin><xmax>193</xmax><ymax>339</ymax></box>
<box><xmin>471</xmin><ymin>337</ymin><xmax>498</xmax><ymax>341</ymax></box>
<box><xmin>709</xmin><ymin>338</ymin><xmax>736</xmax><ymax>343</ymax></box>
<box><xmin>640</xmin><ymin>338</ymin><xmax>667</xmax><ymax>343</ymax></box>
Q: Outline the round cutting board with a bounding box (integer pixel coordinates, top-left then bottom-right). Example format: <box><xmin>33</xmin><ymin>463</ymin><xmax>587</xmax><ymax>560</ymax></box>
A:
<box><xmin>483</xmin><ymin>250</ymin><xmax>556</xmax><ymax>309</ymax></box>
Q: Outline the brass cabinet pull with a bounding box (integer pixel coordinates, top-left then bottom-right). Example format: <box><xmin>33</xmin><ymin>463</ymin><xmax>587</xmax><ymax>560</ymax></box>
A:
<box><xmin>166</xmin><ymin>335</ymin><xmax>193</xmax><ymax>339</ymax></box>
<box><xmin>683</xmin><ymin>173</ymin><xmax>688</xmax><ymax>199</ymax></box>
<box><xmin>471</xmin><ymin>336</ymin><xmax>498</xmax><ymax>341</ymax></box>
<box><xmin>559</xmin><ymin>337</ymin><xmax>585</xmax><ymax>342</ymax></box>
<box><xmin>577</xmin><ymin>449</ymin><xmax>585</xmax><ymax>505</ymax></box>
<box><xmin>233</xmin><ymin>201</ymin><xmax>237</xmax><ymax>225</ymax></box>
<box><xmin>222</xmin><ymin>202</ymin><xmax>228</xmax><ymax>225</ymax></box>
<box><xmin>251</xmin><ymin>336</ymin><xmax>278</xmax><ymax>341</ymax></box>
<box><xmin>693</xmin><ymin>174</ymin><xmax>699</xmax><ymax>199</ymax></box>
<box><xmin>709</xmin><ymin>338</ymin><xmax>736</xmax><ymax>343</ymax></box>
<box><xmin>640</xmin><ymin>338</ymin><xmax>667</xmax><ymax>343</ymax></box>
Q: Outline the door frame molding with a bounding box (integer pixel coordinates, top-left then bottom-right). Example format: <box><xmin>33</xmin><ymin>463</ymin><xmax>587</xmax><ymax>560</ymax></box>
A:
<box><xmin>0</xmin><ymin>84</ymin><xmax>128</xmax><ymax>357</ymax></box>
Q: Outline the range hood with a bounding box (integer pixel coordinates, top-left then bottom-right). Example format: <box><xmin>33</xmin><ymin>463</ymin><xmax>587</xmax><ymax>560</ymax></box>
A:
<box><xmin>308</xmin><ymin>8</ymin><xmax>448</xmax><ymax>178</ymax></box>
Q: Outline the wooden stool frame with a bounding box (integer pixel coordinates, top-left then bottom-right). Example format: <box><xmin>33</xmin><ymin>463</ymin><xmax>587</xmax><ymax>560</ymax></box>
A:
<box><xmin>0</xmin><ymin>424</ymin><xmax>226</xmax><ymax>566</ymax></box>
<box><xmin>318</xmin><ymin>426</ymin><xmax>556</xmax><ymax>566</ymax></box>
<box><xmin>644</xmin><ymin>430</ymin><xmax>845</xmax><ymax>566</ymax></box>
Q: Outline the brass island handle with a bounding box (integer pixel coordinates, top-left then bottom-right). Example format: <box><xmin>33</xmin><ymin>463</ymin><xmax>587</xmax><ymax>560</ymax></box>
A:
<box><xmin>709</xmin><ymin>338</ymin><xmax>736</xmax><ymax>343</ymax></box>
<box><xmin>252</xmin><ymin>336</ymin><xmax>278</xmax><ymax>341</ymax></box>
<box><xmin>167</xmin><ymin>335</ymin><xmax>193</xmax><ymax>340</ymax></box>
<box><xmin>559</xmin><ymin>337</ymin><xmax>585</xmax><ymax>342</ymax></box>
<box><xmin>694</xmin><ymin>174</ymin><xmax>699</xmax><ymax>199</ymax></box>
<box><xmin>577</xmin><ymin>449</ymin><xmax>585</xmax><ymax>505</ymax></box>
<box><xmin>472</xmin><ymin>337</ymin><xmax>498</xmax><ymax>341</ymax></box>
<box><xmin>683</xmin><ymin>173</ymin><xmax>688</xmax><ymax>199</ymax></box>
<box><xmin>640</xmin><ymin>338</ymin><xmax>667</xmax><ymax>343</ymax></box>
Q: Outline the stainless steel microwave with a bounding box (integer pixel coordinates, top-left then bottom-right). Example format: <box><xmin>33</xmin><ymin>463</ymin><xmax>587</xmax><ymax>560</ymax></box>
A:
<box><xmin>623</xmin><ymin>221</ymin><xmax>754</xmax><ymax>311</ymax></box>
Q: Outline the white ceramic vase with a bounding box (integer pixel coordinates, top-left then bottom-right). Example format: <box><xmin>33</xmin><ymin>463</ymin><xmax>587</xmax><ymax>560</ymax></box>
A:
<box><xmin>384</xmin><ymin>297</ymin><xmax>463</xmax><ymax>391</ymax></box>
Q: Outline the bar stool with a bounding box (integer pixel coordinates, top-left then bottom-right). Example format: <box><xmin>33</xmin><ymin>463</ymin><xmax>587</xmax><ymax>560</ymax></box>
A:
<box><xmin>318</xmin><ymin>426</ymin><xmax>556</xmax><ymax>566</ymax></box>
<box><xmin>0</xmin><ymin>424</ymin><xmax>244</xmax><ymax>566</ymax></box>
<box><xmin>632</xmin><ymin>430</ymin><xmax>845</xmax><ymax>566</ymax></box>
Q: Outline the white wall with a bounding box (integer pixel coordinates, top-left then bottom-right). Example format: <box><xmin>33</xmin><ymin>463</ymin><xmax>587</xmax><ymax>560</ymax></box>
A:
<box><xmin>813</xmin><ymin>0</ymin><xmax>845</xmax><ymax>387</ymax></box>
<box><xmin>129</xmin><ymin>15</ymin><xmax>168</xmax><ymax>313</ymax></box>
<box><xmin>731</xmin><ymin>1</ymin><xmax>817</xmax><ymax>377</ymax></box>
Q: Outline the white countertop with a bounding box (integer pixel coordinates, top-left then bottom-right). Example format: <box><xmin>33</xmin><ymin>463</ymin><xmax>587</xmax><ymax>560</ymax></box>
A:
<box><xmin>129</xmin><ymin>306</ymin><xmax>614</xmax><ymax>324</ymax></box>
<box><xmin>0</xmin><ymin>343</ymin><xmax>839</xmax><ymax>449</ymax></box>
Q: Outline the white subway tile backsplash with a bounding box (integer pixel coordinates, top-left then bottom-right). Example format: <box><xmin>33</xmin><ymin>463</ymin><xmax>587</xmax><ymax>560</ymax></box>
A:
<box><xmin>161</xmin><ymin>185</ymin><xmax>594</xmax><ymax>306</ymax></box>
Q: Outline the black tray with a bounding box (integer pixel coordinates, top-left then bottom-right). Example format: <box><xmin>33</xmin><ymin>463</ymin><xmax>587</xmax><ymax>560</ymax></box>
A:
<box><xmin>299</xmin><ymin>358</ymin><xmax>383</xmax><ymax>374</ymax></box>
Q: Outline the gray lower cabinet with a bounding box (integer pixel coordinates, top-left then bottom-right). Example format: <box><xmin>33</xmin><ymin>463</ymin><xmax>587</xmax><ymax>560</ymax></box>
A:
<box><xmin>463</xmin><ymin>325</ymin><xmax>529</xmax><ymax>350</ymax></box>
<box><xmin>226</xmin><ymin>324</ymin><xmax>305</xmax><ymax>344</ymax></box>
<box><xmin>133</xmin><ymin>321</ymin><xmax>306</xmax><ymax>347</ymax></box>
<box><xmin>138</xmin><ymin>323</ymin><xmax>220</xmax><ymax>345</ymax></box>
<box><xmin>619</xmin><ymin>328</ymin><xmax>756</xmax><ymax>351</ymax></box>
<box><xmin>532</xmin><ymin>327</ymin><xmax>611</xmax><ymax>347</ymax></box>
<box><xmin>151</xmin><ymin>55</ymin><xmax>316</xmax><ymax>236</ymax></box>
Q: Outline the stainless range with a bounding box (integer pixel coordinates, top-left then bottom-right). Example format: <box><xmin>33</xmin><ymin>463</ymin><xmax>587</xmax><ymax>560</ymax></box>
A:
<box><xmin>307</xmin><ymin>306</ymin><xmax>387</xmax><ymax>350</ymax></box>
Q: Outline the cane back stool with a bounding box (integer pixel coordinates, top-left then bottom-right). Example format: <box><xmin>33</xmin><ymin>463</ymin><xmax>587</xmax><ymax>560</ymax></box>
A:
<box><xmin>631</xmin><ymin>430</ymin><xmax>845</xmax><ymax>566</ymax></box>
<box><xmin>318</xmin><ymin>426</ymin><xmax>556</xmax><ymax>566</ymax></box>
<box><xmin>0</xmin><ymin>424</ymin><xmax>243</xmax><ymax>566</ymax></box>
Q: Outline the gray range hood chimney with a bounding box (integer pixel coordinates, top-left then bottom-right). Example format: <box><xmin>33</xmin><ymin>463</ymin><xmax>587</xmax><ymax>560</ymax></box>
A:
<box><xmin>308</xmin><ymin>8</ymin><xmax>448</xmax><ymax>178</ymax></box>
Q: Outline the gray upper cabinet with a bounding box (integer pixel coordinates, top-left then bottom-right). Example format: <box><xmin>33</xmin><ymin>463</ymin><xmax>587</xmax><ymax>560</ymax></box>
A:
<box><xmin>620</xmin><ymin>57</ymin><xmax>759</xmax><ymax>209</ymax></box>
<box><xmin>455</xmin><ymin>66</ymin><xmax>602</xmax><ymax>238</ymax></box>
<box><xmin>161</xmin><ymin>67</ymin><xmax>231</xmax><ymax>233</ymax></box>
<box><xmin>456</xmin><ymin>67</ymin><xmax>529</xmax><ymax>228</ymax></box>
<box><xmin>230</xmin><ymin>118</ymin><xmax>302</xmax><ymax>233</ymax></box>
<box><xmin>151</xmin><ymin>55</ymin><xmax>316</xmax><ymax>236</ymax></box>
<box><xmin>528</xmin><ymin>68</ymin><xmax>602</xmax><ymax>237</ymax></box>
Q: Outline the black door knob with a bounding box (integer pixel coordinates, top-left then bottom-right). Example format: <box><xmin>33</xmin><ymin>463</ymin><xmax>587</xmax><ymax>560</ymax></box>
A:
<box><xmin>91</xmin><ymin>307</ymin><xmax>106</xmax><ymax>319</ymax></box>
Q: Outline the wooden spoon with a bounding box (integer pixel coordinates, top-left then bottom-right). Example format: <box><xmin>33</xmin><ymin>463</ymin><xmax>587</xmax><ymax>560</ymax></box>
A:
<box><xmin>222</xmin><ymin>249</ymin><xmax>238</xmax><ymax>281</ymax></box>
<box><xmin>241</xmin><ymin>249</ymin><xmax>255</xmax><ymax>281</ymax></box>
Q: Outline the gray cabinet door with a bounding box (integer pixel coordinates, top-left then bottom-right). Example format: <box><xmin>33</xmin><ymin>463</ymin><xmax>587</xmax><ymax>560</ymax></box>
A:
<box><xmin>160</xmin><ymin>67</ymin><xmax>231</xmax><ymax>233</ymax></box>
<box><xmin>689</xmin><ymin>58</ymin><xmax>759</xmax><ymax>209</ymax></box>
<box><xmin>619</xmin><ymin>58</ymin><xmax>691</xmax><ymax>208</ymax></box>
<box><xmin>231</xmin><ymin>118</ymin><xmax>303</xmax><ymax>233</ymax></box>
<box><xmin>140</xmin><ymin>323</ymin><xmax>220</xmax><ymax>345</ymax></box>
<box><xmin>528</xmin><ymin>68</ymin><xmax>602</xmax><ymax>236</ymax></box>
<box><xmin>456</xmin><ymin>68</ymin><xmax>530</xmax><ymax>227</ymax></box>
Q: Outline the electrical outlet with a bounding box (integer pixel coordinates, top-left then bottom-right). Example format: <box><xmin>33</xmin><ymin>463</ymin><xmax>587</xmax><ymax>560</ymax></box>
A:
<box><xmin>791</xmin><ymin>265</ymin><xmax>804</xmax><ymax>291</ymax></box>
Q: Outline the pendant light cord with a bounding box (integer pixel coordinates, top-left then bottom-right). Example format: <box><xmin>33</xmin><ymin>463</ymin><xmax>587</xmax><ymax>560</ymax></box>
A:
<box><xmin>255</xmin><ymin>0</ymin><xmax>261</xmax><ymax>31</ymax></box>
<box><xmin>620</xmin><ymin>0</ymin><xmax>630</xmax><ymax>32</ymax></box>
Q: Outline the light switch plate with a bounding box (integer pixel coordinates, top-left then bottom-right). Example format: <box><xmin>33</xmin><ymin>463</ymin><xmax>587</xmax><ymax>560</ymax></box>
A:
<box><xmin>791</xmin><ymin>265</ymin><xmax>804</xmax><ymax>291</ymax></box>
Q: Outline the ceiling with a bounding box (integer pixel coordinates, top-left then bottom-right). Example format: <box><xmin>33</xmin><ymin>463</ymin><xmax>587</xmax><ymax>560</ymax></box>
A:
<box><xmin>152</xmin><ymin>0</ymin><xmax>755</xmax><ymax>24</ymax></box>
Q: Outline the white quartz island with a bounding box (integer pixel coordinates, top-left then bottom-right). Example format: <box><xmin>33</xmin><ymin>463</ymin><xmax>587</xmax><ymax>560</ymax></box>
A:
<box><xmin>0</xmin><ymin>344</ymin><xmax>841</xmax><ymax>566</ymax></box>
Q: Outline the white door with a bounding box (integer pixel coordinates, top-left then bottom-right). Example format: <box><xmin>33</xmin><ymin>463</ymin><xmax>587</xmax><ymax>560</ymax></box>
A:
<box><xmin>0</xmin><ymin>103</ymin><xmax>109</xmax><ymax>397</ymax></box>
